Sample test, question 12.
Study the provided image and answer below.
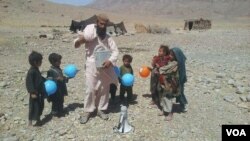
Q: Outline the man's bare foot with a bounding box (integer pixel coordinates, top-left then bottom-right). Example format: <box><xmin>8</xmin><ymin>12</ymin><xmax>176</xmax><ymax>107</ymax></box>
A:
<box><xmin>164</xmin><ymin>113</ymin><xmax>173</xmax><ymax>121</ymax></box>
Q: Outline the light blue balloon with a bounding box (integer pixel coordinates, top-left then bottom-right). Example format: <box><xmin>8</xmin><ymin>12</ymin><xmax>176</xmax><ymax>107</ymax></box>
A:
<box><xmin>121</xmin><ymin>73</ymin><xmax>134</xmax><ymax>87</ymax></box>
<box><xmin>44</xmin><ymin>80</ymin><xmax>57</xmax><ymax>96</ymax></box>
<box><xmin>113</xmin><ymin>66</ymin><xmax>120</xmax><ymax>77</ymax></box>
<box><xmin>64</xmin><ymin>64</ymin><xmax>77</xmax><ymax>78</ymax></box>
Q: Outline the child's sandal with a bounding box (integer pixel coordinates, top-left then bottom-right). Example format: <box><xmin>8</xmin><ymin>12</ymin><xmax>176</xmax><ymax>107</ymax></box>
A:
<box><xmin>149</xmin><ymin>101</ymin><xmax>155</xmax><ymax>105</ymax></box>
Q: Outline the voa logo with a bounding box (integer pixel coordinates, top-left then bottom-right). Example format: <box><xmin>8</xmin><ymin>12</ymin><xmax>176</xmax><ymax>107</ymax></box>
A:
<box><xmin>226</xmin><ymin>129</ymin><xmax>246</xmax><ymax>136</ymax></box>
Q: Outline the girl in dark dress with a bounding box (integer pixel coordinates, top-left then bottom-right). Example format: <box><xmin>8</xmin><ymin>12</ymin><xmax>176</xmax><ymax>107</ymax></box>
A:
<box><xmin>170</xmin><ymin>47</ymin><xmax>188</xmax><ymax>112</ymax></box>
<box><xmin>157</xmin><ymin>47</ymin><xmax>188</xmax><ymax>121</ymax></box>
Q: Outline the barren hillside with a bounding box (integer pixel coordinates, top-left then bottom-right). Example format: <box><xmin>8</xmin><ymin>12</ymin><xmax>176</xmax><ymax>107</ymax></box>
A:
<box><xmin>89</xmin><ymin>0</ymin><xmax>250</xmax><ymax>19</ymax></box>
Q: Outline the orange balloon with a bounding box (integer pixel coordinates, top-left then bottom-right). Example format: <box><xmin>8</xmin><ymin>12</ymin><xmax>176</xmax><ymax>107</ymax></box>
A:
<box><xmin>139</xmin><ymin>66</ymin><xmax>150</xmax><ymax>78</ymax></box>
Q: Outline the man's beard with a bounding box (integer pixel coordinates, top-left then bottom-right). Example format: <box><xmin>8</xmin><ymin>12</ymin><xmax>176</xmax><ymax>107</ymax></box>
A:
<box><xmin>96</xmin><ymin>26</ymin><xmax>106</xmax><ymax>40</ymax></box>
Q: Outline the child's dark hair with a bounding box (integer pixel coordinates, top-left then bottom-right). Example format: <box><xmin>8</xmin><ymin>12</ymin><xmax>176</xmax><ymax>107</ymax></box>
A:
<box><xmin>48</xmin><ymin>53</ymin><xmax>62</xmax><ymax>66</ymax></box>
<box><xmin>28</xmin><ymin>51</ymin><xmax>43</xmax><ymax>66</ymax></box>
<box><xmin>122</xmin><ymin>54</ymin><xmax>133</xmax><ymax>63</ymax></box>
<box><xmin>160</xmin><ymin>45</ymin><xmax>170</xmax><ymax>55</ymax></box>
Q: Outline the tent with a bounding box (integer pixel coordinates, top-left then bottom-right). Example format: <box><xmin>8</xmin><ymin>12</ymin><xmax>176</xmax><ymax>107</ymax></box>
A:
<box><xmin>70</xmin><ymin>15</ymin><xmax>127</xmax><ymax>36</ymax></box>
<box><xmin>69</xmin><ymin>15</ymin><xmax>99</xmax><ymax>33</ymax></box>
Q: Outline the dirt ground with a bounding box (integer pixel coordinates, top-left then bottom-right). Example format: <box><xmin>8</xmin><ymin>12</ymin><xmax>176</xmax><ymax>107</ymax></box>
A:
<box><xmin>0</xmin><ymin>0</ymin><xmax>250</xmax><ymax>141</ymax></box>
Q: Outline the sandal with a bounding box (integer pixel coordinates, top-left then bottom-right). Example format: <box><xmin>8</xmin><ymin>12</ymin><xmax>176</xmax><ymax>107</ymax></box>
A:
<box><xmin>79</xmin><ymin>112</ymin><xmax>91</xmax><ymax>124</ymax></box>
<box><xmin>97</xmin><ymin>110</ymin><xmax>109</xmax><ymax>120</ymax></box>
<box><xmin>149</xmin><ymin>101</ymin><xmax>155</xmax><ymax>105</ymax></box>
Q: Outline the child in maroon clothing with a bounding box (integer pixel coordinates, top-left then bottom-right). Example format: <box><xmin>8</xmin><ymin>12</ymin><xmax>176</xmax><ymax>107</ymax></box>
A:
<box><xmin>150</xmin><ymin>45</ymin><xmax>171</xmax><ymax>106</ymax></box>
<box><xmin>151</xmin><ymin>45</ymin><xmax>171</xmax><ymax>73</ymax></box>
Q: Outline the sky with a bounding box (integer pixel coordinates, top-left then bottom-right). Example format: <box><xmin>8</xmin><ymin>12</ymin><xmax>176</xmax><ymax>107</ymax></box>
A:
<box><xmin>47</xmin><ymin>0</ymin><xmax>94</xmax><ymax>6</ymax></box>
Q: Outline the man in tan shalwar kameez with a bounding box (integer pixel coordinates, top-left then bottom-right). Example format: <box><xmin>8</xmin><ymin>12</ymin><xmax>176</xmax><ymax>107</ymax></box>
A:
<box><xmin>74</xmin><ymin>14</ymin><xmax>119</xmax><ymax>124</ymax></box>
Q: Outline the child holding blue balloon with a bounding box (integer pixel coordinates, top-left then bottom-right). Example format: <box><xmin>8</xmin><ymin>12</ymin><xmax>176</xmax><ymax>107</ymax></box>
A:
<box><xmin>119</xmin><ymin>54</ymin><xmax>134</xmax><ymax>103</ymax></box>
<box><xmin>26</xmin><ymin>51</ymin><xmax>45</xmax><ymax>126</ymax></box>
<box><xmin>47</xmin><ymin>53</ymin><xmax>69</xmax><ymax>117</ymax></box>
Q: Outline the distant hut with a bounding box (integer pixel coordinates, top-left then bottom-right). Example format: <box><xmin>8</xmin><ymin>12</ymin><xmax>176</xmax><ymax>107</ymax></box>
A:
<box><xmin>184</xmin><ymin>18</ymin><xmax>211</xmax><ymax>30</ymax></box>
<box><xmin>134</xmin><ymin>23</ymin><xmax>149</xmax><ymax>33</ymax></box>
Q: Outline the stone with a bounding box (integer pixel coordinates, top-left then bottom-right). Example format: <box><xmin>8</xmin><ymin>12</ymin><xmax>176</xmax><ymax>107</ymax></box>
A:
<box><xmin>245</xmin><ymin>87</ymin><xmax>250</xmax><ymax>93</ymax></box>
<box><xmin>26</xmin><ymin>137</ymin><xmax>34</xmax><ymax>141</ymax></box>
<box><xmin>1</xmin><ymin>119</ymin><xmax>6</xmax><ymax>124</ymax></box>
<box><xmin>169</xmin><ymin>130</ymin><xmax>178</xmax><ymax>138</ymax></box>
<box><xmin>22</xmin><ymin>41</ymin><xmax>28</xmax><ymax>45</ymax></box>
<box><xmin>3</xmin><ymin>136</ymin><xmax>19</xmax><ymax>141</ymax></box>
<box><xmin>216</xmin><ymin>73</ymin><xmax>225</xmax><ymax>78</ymax></box>
<box><xmin>0</xmin><ymin>113</ymin><xmax>4</xmax><ymax>117</ymax></box>
<box><xmin>223</xmin><ymin>95</ymin><xmax>236</xmax><ymax>103</ymax></box>
<box><xmin>14</xmin><ymin>117</ymin><xmax>21</xmax><ymax>121</ymax></box>
<box><xmin>4</xmin><ymin>125</ymin><xmax>10</xmax><ymax>130</ymax></box>
<box><xmin>20</xmin><ymin>120</ymin><xmax>26</xmax><ymax>125</ymax></box>
<box><xmin>227</xmin><ymin>79</ymin><xmax>235</xmax><ymax>85</ymax></box>
<box><xmin>16</xmin><ymin>70</ymin><xmax>24</xmax><ymax>73</ymax></box>
<box><xmin>39</xmin><ymin>34</ymin><xmax>47</xmax><ymax>38</ymax></box>
<box><xmin>239</xmin><ymin>96</ymin><xmax>247</xmax><ymax>102</ymax></box>
<box><xmin>246</xmin><ymin>94</ymin><xmax>250</xmax><ymax>102</ymax></box>
<box><xmin>62</xmin><ymin>39</ymin><xmax>70</xmax><ymax>43</ymax></box>
<box><xmin>0</xmin><ymin>81</ymin><xmax>8</xmax><ymax>88</ymax></box>
<box><xmin>205</xmin><ymin>79</ymin><xmax>212</xmax><ymax>84</ymax></box>
<box><xmin>236</xmin><ymin>87</ymin><xmax>245</xmax><ymax>94</ymax></box>
<box><xmin>204</xmin><ymin>91</ymin><xmax>211</xmax><ymax>94</ymax></box>
<box><xmin>237</xmin><ymin>103</ymin><xmax>249</xmax><ymax>109</ymax></box>
<box><xmin>59</xmin><ymin>129</ymin><xmax>68</xmax><ymax>136</ymax></box>
<box><xmin>214</xmin><ymin>89</ymin><xmax>220</xmax><ymax>93</ymax></box>
<box><xmin>67</xmin><ymin>134</ymin><xmax>75</xmax><ymax>139</ymax></box>
<box><xmin>15</xmin><ymin>89</ymin><xmax>20</xmax><ymax>92</ymax></box>
<box><xmin>213</xmin><ymin>85</ymin><xmax>221</xmax><ymax>90</ymax></box>
<box><xmin>47</xmin><ymin>34</ymin><xmax>55</xmax><ymax>40</ymax></box>
<box><xmin>234</xmin><ymin>82</ymin><xmax>244</xmax><ymax>88</ymax></box>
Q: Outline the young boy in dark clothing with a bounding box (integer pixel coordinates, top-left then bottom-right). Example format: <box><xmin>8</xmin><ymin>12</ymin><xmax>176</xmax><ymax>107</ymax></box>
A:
<box><xmin>119</xmin><ymin>54</ymin><xmax>134</xmax><ymax>103</ymax></box>
<box><xmin>47</xmin><ymin>53</ymin><xmax>68</xmax><ymax>117</ymax></box>
<box><xmin>26</xmin><ymin>51</ymin><xmax>45</xmax><ymax>126</ymax></box>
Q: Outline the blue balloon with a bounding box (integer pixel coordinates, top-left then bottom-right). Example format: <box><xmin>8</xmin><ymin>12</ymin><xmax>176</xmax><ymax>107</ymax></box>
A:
<box><xmin>64</xmin><ymin>64</ymin><xmax>77</xmax><ymax>78</ymax></box>
<box><xmin>121</xmin><ymin>73</ymin><xmax>134</xmax><ymax>87</ymax></box>
<box><xmin>113</xmin><ymin>66</ymin><xmax>120</xmax><ymax>77</ymax></box>
<box><xmin>44</xmin><ymin>80</ymin><xmax>57</xmax><ymax>96</ymax></box>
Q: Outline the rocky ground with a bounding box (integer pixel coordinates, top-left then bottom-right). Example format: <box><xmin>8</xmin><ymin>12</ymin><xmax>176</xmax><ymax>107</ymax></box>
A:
<box><xmin>0</xmin><ymin>0</ymin><xmax>250</xmax><ymax>141</ymax></box>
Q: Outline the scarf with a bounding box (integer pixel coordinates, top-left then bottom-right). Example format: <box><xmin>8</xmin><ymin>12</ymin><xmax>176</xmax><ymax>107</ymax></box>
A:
<box><xmin>171</xmin><ymin>47</ymin><xmax>187</xmax><ymax>84</ymax></box>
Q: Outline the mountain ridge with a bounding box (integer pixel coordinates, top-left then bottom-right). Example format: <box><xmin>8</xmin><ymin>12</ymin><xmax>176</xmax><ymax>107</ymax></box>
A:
<box><xmin>88</xmin><ymin>0</ymin><xmax>250</xmax><ymax>19</ymax></box>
